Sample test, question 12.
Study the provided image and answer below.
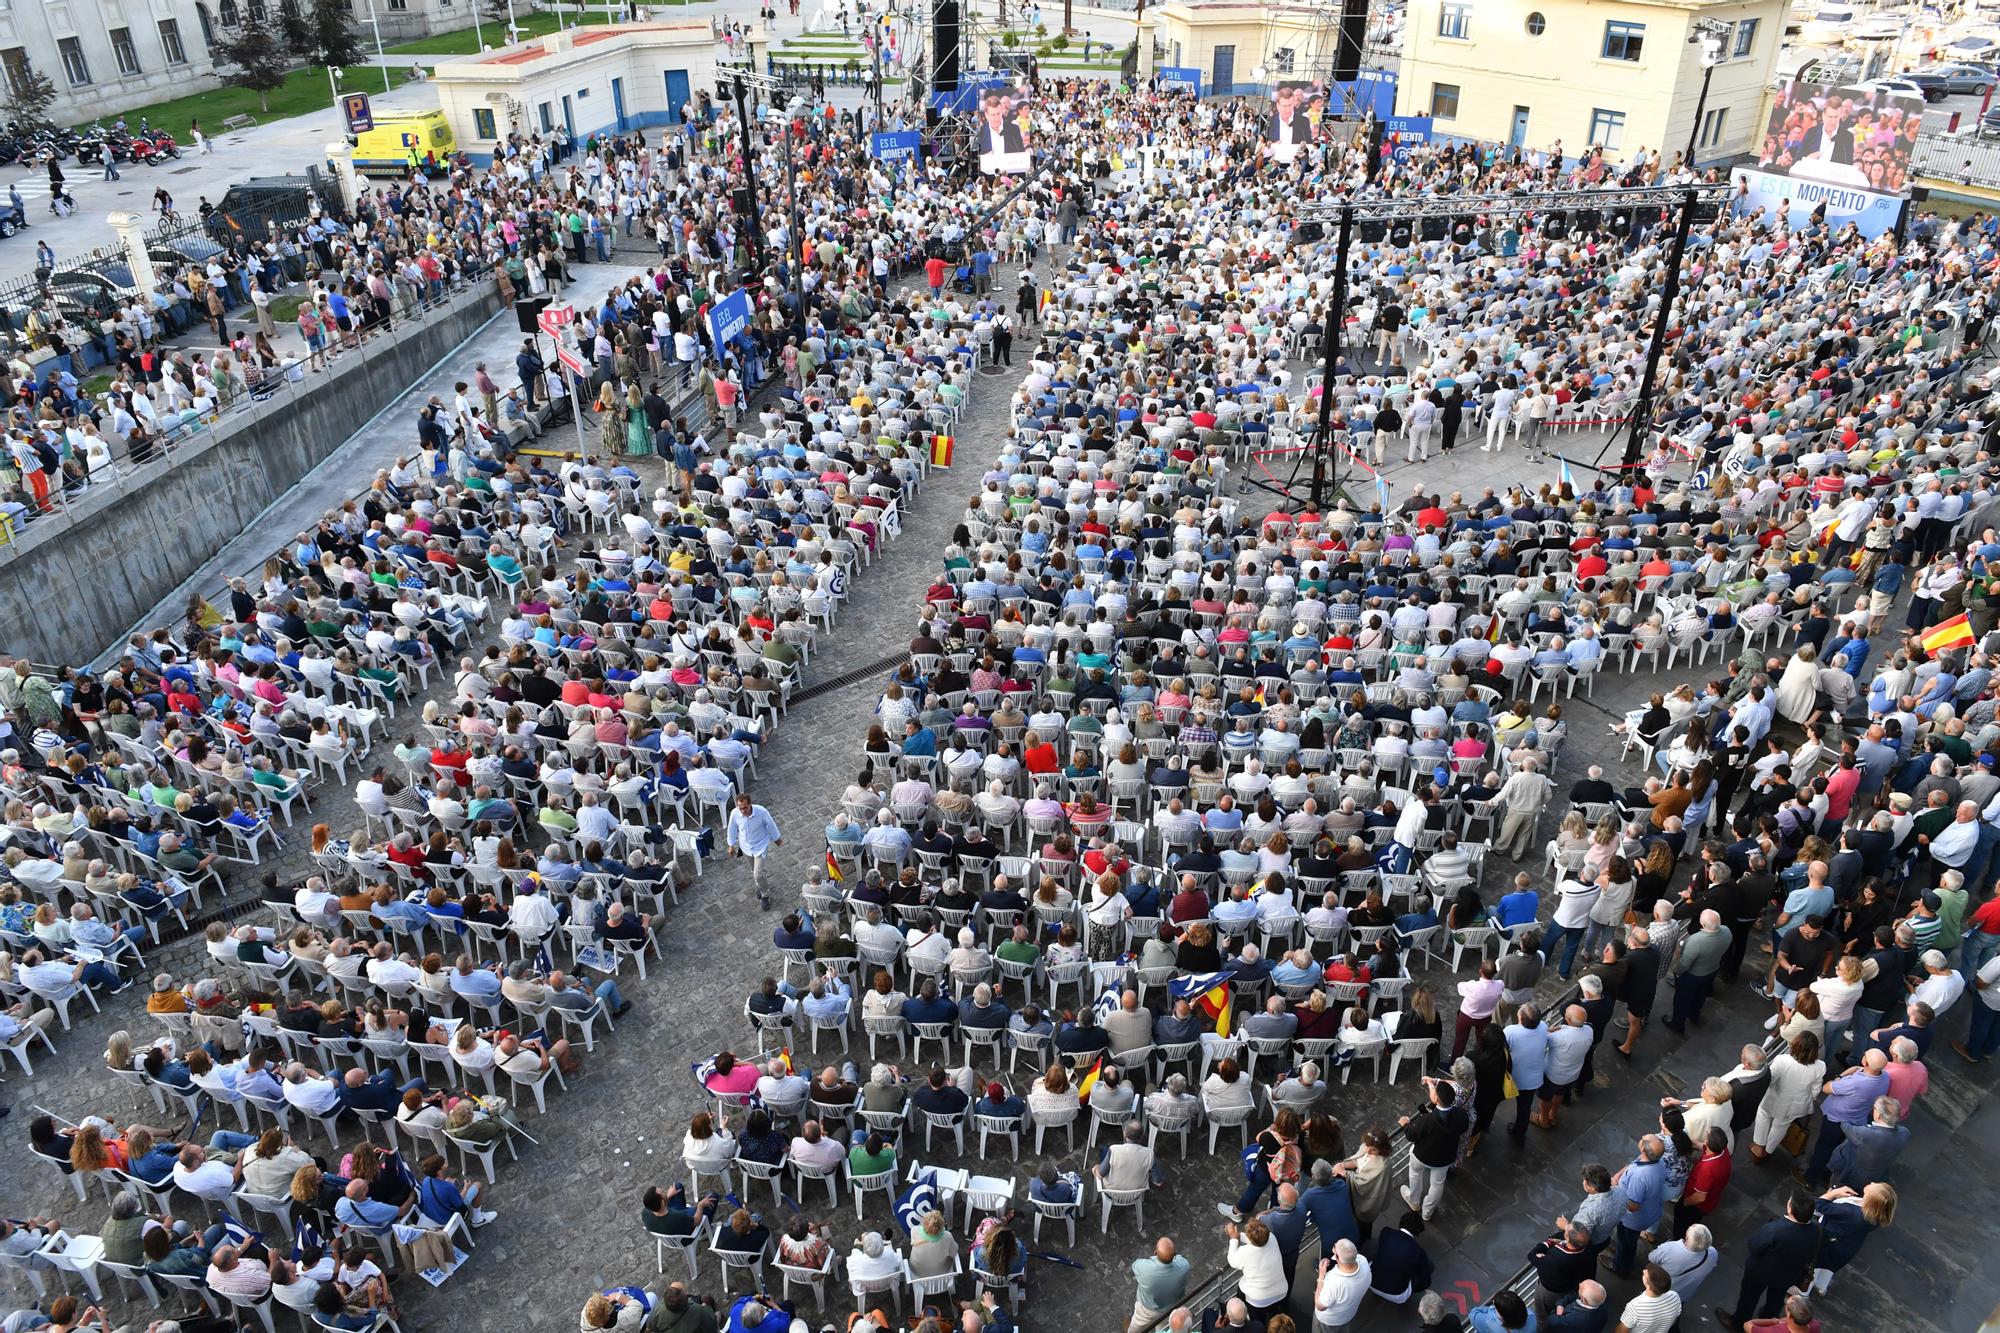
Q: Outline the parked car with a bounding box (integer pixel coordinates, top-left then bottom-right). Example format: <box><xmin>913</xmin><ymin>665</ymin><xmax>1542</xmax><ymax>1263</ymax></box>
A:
<box><xmin>1849</xmin><ymin>76</ymin><xmax>1931</xmax><ymax>102</ymax></box>
<box><xmin>1899</xmin><ymin>70</ymin><xmax>1955</xmax><ymax>99</ymax></box>
<box><xmin>1914</xmin><ymin>61</ymin><xmax>1998</xmax><ymax>94</ymax></box>
<box><xmin>1946</xmin><ymin>34</ymin><xmax>2000</xmax><ymax>61</ymax></box>
<box><xmin>1982</xmin><ymin>103</ymin><xmax>2000</xmax><ymax>134</ymax></box>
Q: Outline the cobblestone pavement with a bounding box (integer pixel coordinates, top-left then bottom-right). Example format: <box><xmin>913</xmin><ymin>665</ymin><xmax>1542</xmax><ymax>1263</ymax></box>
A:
<box><xmin>4</xmin><ymin>335</ymin><xmax>1998</xmax><ymax>1333</ymax></box>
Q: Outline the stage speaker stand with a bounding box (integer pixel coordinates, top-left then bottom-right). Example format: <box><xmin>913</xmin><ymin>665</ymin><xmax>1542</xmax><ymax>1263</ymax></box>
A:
<box><xmin>934</xmin><ymin>0</ymin><xmax>962</xmax><ymax>92</ymax></box>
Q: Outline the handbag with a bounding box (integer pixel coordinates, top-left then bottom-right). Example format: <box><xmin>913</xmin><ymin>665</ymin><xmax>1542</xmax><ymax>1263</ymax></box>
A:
<box><xmin>1780</xmin><ymin>1119</ymin><xmax>1810</xmax><ymax>1157</ymax></box>
<box><xmin>1503</xmin><ymin>1072</ymin><xmax>1519</xmax><ymax>1100</ymax></box>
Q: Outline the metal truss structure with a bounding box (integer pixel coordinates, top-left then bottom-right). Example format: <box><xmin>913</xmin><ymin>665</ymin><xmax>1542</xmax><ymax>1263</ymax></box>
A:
<box><xmin>1249</xmin><ymin>182</ymin><xmax>1738</xmax><ymax>508</ymax></box>
<box><xmin>1260</xmin><ymin>0</ymin><xmax>1381</xmax><ymax>123</ymax></box>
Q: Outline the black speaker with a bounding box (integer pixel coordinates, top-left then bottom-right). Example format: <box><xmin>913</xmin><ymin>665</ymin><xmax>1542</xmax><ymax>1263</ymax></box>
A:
<box><xmin>1389</xmin><ymin>220</ymin><xmax>1413</xmax><ymax>246</ymax></box>
<box><xmin>1334</xmin><ymin>0</ymin><xmax>1369</xmax><ymax>81</ymax></box>
<box><xmin>933</xmin><ymin>0</ymin><xmax>961</xmax><ymax>92</ymax></box>
<box><xmin>1575</xmin><ymin>208</ymin><xmax>1602</xmax><ymax>232</ymax></box>
<box><xmin>1356</xmin><ymin>219</ymin><xmax>1385</xmax><ymax>243</ymax></box>
<box><xmin>514</xmin><ymin>295</ymin><xmax>551</xmax><ymax>334</ymax></box>
<box><xmin>1296</xmin><ymin>220</ymin><xmax>1327</xmax><ymax>243</ymax></box>
<box><xmin>1542</xmin><ymin>212</ymin><xmax>1568</xmax><ymax>239</ymax></box>
<box><xmin>1420</xmin><ymin>216</ymin><xmax>1448</xmax><ymax>241</ymax></box>
<box><xmin>731</xmin><ymin>186</ymin><xmax>754</xmax><ymax>216</ymax></box>
<box><xmin>1364</xmin><ymin>118</ymin><xmax>1385</xmax><ymax>181</ymax></box>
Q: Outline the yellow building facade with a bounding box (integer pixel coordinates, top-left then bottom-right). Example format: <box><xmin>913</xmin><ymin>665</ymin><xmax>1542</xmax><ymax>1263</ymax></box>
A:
<box><xmin>1395</xmin><ymin>0</ymin><xmax>1786</xmax><ymax>165</ymax></box>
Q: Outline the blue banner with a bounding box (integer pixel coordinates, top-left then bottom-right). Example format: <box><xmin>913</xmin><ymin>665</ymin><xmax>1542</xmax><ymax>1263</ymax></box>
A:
<box><xmin>1729</xmin><ymin>166</ymin><xmax>1904</xmax><ymax>239</ymax></box>
<box><xmin>1334</xmin><ymin>70</ymin><xmax>1397</xmax><ymax>120</ymax></box>
<box><xmin>1156</xmin><ymin>65</ymin><xmax>1203</xmax><ymax>97</ymax></box>
<box><xmin>1384</xmin><ymin>114</ymin><xmax>1433</xmax><ymax>163</ymax></box>
<box><xmin>870</xmin><ymin>129</ymin><xmax>922</xmax><ymax>163</ymax></box>
<box><xmin>706</xmin><ymin>287</ymin><xmax>752</xmax><ymax>350</ymax></box>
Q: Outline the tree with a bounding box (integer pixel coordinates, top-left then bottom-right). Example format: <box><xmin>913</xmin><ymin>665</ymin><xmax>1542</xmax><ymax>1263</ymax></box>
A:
<box><xmin>216</xmin><ymin>11</ymin><xmax>291</xmax><ymax>112</ymax></box>
<box><xmin>0</xmin><ymin>59</ymin><xmax>58</xmax><ymax>136</ymax></box>
<box><xmin>277</xmin><ymin>0</ymin><xmax>316</xmax><ymax>57</ymax></box>
<box><xmin>310</xmin><ymin>0</ymin><xmax>363</xmax><ymax>68</ymax></box>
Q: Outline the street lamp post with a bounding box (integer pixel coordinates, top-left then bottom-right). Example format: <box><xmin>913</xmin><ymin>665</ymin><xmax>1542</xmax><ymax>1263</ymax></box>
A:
<box><xmin>777</xmin><ymin>98</ymin><xmax>808</xmax><ymax>339</ymax></box>
<box><xmin>362</xmin><ymin>0</ymin><xmax>391</xmax><ymax>93</ymax></box>
<box><xmin>1683</xmin><ymin>23</ymin><xmax>1729</xmax><ymax>169</ymax></box>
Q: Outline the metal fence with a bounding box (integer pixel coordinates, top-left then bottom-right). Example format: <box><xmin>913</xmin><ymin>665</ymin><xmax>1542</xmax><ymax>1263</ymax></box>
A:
<box><xmin>1913</xmin><ymin>132</ymin><xmax>2000</xmax><ymax>187</ymax></box>
<box><xmin>0</xmin><ymin>277</ymin><xmax>493</xmax><ymax>558</ymax></box>
<box><xmin>0</xmin><ymin>238</ymin><xmax>143</xmax><ymax>353</ymax></box>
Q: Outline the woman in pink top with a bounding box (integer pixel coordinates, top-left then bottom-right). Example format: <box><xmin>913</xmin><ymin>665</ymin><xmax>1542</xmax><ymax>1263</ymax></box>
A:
<box><xmin>702</xmin><ymin>1051</ymin><xmax>760</xmax><ymax>1097</ymax></box>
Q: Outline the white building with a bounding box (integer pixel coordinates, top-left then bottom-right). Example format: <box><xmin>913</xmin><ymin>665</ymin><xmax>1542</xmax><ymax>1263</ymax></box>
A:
<box><xmin>430</xmin><ymin>20</ymin><xmax>718</xmax><ymax>158</ymax></box>
<box><xmin>0</xmin><ymin>0</ymin><xmax>473</xmax><ymax>127</ymax></box>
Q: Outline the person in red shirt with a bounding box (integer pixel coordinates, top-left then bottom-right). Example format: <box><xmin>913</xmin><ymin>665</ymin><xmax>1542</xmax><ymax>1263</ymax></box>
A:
<box><xmin>1416</xmin><ymin>503</ymin><xmax>1447</xmax><ymax>532</ymax></box>
<box><xmin>1577</xmin><ymin>547</ymin><xmax>1609</xmax><ymax>581</ymax></box>
<box><xmin>924</xmin><ymin>254</ymin><xmax>949</xmax><ymax>295</ymax></box>
<box><xmin>1822</xmin><ymin>754</ymin><xmax>1862</xmax><ymax>825</ymax></box>
<box><xmin>1022</xmin><ymin>736</ymin><xmax>1060</xmax><ymax>775</ymax></box>
<box><xmin>1674</xmin><ymin>1126</ymin><xmax>1733</xmax><ymax>1234</ymax></box>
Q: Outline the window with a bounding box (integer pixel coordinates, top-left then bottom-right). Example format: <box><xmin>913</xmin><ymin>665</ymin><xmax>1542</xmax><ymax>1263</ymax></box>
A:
<box><xmin>218</xmin><ymin>0</ymin><xmax>239</xmax><ymax>26</ymax></box>
<box><xmin>1438</xmin><ymin>3</ymin><xmax>1471</xmax><ymax>39</ymax></box>
<box><xmin>1734</xmin><ymin>17</ymin><xmax>1759</xmax><ymax>57</ymax></box>
<box><xmin>1698</xmin><ymin>106</ymin><xmax>1728</xmax><ymax>148</ymax></box>
<box><xmin>387</xmin><ymin>0</ymin><xmax>407</xmax><ymax>9</ymax></box>
<box><xmin>538</xmin><ymin>101</ymin><xmax>553</xmax><ymax>131</ymax></box>
<box><xmin>1268</xmin><ymin>46</ymin><xmax>1295</xmax><ymax>74</ymax></box>
<box><xmin>576</xmin><ymin>85</ymin><xmax>589</xmax><ymax>99</ymax></box>
<box><xmin>1525</xmin><ymin>11</ymin><xmax>1546</xmax><ymax>35</ymax></box>
<box><xmin>472</xmin><ymin>107</ymin><xmax>496</xmax><ymax>139</ymax></box>
<box><xmin>158</xmin><ymin>18</ymin><xmax>187</xmax><ymax>64</ymax></box>
<box><xmin>57</xmin><ymin>36</ymin><xmax>90</xmax><ymax>86</ymax></box>
<box><xmin>1601</xmin><ymin>20</ymin><xmax>1645</xmax><ymax>61</ymax></box>
<box><xmin>1588</xmin><ymin>107</ymin><xmax>1626</xmax><ymax>149</ymax></box>
<box><xmin>195</xmin><ymin>4</ymin><xmax>215</xmax><ymax>47</ymax></box>
<box><xmin>110</xmin><ymin>28</ymin><xmax>141</xmax><ymax>76</ymax></box>
<box><xmin>1430</xmin><ymin>82</ymin><xmax>1460</xmax><ymax>120</ymax></box>
<box><xmin>0</xmin><ymin>48</ymin><xmax>29</xmax><ymax>94</ymax></box>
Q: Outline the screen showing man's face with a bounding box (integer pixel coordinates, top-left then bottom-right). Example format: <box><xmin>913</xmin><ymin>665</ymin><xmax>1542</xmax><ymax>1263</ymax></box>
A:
<box><xmin>1275</xmin><ymin>88</ymin><xmax>1301</xmax><ymax>122</ymax></box>
<box><xmin>985</xmin><ymin>99</ymin><xmax>1007</xmax><ymax>128</ymax></box>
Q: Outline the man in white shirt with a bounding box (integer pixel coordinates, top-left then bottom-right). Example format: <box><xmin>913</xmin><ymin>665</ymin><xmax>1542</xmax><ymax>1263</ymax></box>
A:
<box><xmin>364</xmin><ymin>944</ymin><xmax>419</xmax><ymax>990</ymax></box>
<box><xmin>281</xmin><ymin>1064</ymin><xmax>342</xmax><ymax>1116</ymax></box>
<box><xmin>1910</xmin><ymin>949</ymin><xmax>1965</xmax><ymax>1015</ymax></box>
<box><xmin>172</xmin><ymin>1145</ymin><xmax>238</xmax><ymax>1205</ymax></box>
<box><xmin>1313</xmin><ymin>1238</ymin><xmax>1371</xmax><ymax>1328</ymax></box>
<box><xmin>1614</xmin><ymin>1262</ymin><xmax>1682</xmax><ymax>1333</ymax></box>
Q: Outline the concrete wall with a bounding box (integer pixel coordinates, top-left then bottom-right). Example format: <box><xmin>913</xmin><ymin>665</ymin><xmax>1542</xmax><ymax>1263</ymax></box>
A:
<box><xmin>0</xmin><ymin>284</ymin><xmax>505</xmax><ymax>667</ymax></box>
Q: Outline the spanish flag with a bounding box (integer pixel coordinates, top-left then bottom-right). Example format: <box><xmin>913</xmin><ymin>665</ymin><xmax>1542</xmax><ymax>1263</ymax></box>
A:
<box><xmin>1074</xmin><ymin>1054</ymin><xmax>1104</xmax><ymax>1102</ymax></box>
<box><xmin>931</xmin><ymin>433</ymin><xmax>954</xmax><ymax>468</ymax></box>
<box><xmin>1922</xmin><ymin>612</ymin><xmax>1975</xmax><ymax>654</ymax></box>
<box><xmin>825</xmin><ymin>849</ymin><xmax>845</xmax><ymax>883</ymax></box>
<box><xmin>1196</xmin><ymin>982</ymin><xmax>1232</xmax><ymax>1038</ymax></box>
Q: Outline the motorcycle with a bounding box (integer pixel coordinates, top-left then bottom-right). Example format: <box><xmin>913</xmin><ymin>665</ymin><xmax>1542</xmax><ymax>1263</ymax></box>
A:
<box><xmin>141</xmin><ymin>129</ymin><xmax>180</xmax><ymax>161</ymax></box>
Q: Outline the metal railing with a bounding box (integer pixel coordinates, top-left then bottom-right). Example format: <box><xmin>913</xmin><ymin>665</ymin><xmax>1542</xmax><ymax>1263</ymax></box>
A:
<box><xmin>0</xmin><ymin>277</ymin><xmax>493</xmax><ymax>559</ymax></box>
<box><xmin>1912</xmin><ymin>132</ymin><xmax>2000</xmax><ymax>187</ymax></box>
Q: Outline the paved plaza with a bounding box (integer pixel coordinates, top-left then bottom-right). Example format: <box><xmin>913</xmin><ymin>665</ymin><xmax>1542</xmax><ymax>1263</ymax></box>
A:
<box><xmin>3</xmin><ymin>261</ymin><xmax>1997</xmax><ymax>1332</ymax></box>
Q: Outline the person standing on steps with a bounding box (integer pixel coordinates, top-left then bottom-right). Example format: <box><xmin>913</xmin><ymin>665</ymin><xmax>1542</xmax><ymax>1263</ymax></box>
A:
<box><xmin>726</xmin><ymin>792</ymin><xmax>783</xmax><ymax>910</ymax></box>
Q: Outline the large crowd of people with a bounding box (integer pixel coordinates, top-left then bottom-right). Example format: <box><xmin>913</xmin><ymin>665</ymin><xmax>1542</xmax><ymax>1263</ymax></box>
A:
<box><xmin>0</xmin><ymin>50</ymin><xmax>1998</xmax><ymax>1333</ymax></box>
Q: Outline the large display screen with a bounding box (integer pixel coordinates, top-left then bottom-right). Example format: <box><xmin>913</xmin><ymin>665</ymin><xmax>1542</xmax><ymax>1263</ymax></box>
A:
<box><xmin>1756</xmin><ymin>78</ymin><xmax>1923</xmax><ymax>196</ymax></box>
<box><xmin>976</xmin><ymin>85</ymin><xmax>1032</xmax><ymax>175</ymax></box>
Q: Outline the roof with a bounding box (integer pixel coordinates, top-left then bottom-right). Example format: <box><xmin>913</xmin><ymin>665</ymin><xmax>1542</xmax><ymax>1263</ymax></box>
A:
<box><xmin>441</xmin><ymin>20</ymin><xmax>713</xmax><ymax>71</ymax></box>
